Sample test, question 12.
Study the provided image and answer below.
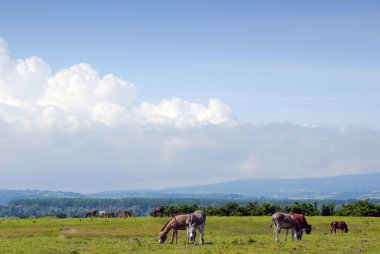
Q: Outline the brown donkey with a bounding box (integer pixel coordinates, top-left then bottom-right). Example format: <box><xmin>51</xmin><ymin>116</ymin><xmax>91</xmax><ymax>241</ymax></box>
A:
<box><xmin>158</xmin><ymin>214</ymin><xmax>188</xmax><ymax>244</ymax></box>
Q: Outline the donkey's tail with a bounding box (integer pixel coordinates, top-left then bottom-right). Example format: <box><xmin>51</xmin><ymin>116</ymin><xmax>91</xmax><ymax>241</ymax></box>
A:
<box><xmin>269</xmin><ymin>217</ymin><xmax>274</xmax><ymax>228</ymax></box>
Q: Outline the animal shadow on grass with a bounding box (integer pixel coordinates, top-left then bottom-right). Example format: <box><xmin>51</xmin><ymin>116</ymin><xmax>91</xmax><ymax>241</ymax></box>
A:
<box><xmin>185</xmin><ymin>241</ymin><xmax>214</xmax><ymax>246</ymax></box>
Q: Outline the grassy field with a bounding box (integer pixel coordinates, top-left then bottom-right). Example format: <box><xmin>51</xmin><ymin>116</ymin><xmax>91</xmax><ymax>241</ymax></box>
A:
<box><xmin>0</xmin><ymin>216</ymin><xmax>379</xmax><ymax>253</ymax></box>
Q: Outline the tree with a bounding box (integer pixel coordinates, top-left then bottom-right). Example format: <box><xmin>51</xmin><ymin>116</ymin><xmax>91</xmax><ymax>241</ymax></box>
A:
<box><xmin>259</xmin><ymin>202</ymin><xmax>279</xmax><ymax>216</ymax></box>
<box><xmin>336</xmin><ymin>200</ymin><xmax>380</xmax><ymax>216</ymax></box>
<box><xmin>321</xmin><ymin>203</ymin><xmax>336</xmax><ymax>216</ymax></box>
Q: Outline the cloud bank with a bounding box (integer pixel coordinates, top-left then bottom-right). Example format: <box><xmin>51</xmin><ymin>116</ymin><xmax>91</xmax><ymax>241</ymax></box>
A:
<box><xmin>0</xmin><ymin>38</ymin><xmax>379</xmax><ymax>192</ymax></box>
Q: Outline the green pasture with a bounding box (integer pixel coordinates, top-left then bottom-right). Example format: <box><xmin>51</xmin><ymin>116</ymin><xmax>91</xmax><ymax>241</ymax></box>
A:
<box><xmin>0</xmin><ymin>216</ymin><xmax>379</xmax><ymax>253</ymax></box>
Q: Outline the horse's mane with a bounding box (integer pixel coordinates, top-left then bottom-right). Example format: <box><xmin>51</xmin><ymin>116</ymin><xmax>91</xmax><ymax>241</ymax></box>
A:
<box><xmin>160</xmin><ymin>217</ymin><xmax>175</xmax><ymax>232</ymax></box>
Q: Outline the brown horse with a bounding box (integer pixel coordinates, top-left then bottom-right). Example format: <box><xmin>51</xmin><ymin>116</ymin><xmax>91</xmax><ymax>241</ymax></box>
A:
<box><xmin>154</xmin><ymin>206</ymin><xmax>164</xmax><ymax>217</ymax></box>
<box><xmin>85</xmin><ymin>210</ymin><xmax>97</xmax><ymax>218</ymax></box>
<box><xmin>158</xmin><ymin>214</ymin><xmax>188</xmax><ymax>244</ymax></box>
<box><xmin>331</xmin><ymin>221</ymin><xmax>348</xmax><ymax>233</ymax></box>
<box><xmin>287</xmin><ymin>212</ymin><xmax>312</xmax><ymax>240</ymax></box>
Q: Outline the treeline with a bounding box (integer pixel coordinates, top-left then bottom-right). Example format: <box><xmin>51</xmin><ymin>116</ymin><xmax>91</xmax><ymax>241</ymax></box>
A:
<box><xmin>0</xmin><ymin>198</ymin><xmax>379</xmax><ymax>218</ymax></box>
<box><xmin>0</xmin><ymin>198</ymin><xmax>244</xmax><ymax>218</ymax></box>
<box><xmin>160</xmin><ymin>200</ymin><xmax>380</xmax><ymax>217</ymax></box>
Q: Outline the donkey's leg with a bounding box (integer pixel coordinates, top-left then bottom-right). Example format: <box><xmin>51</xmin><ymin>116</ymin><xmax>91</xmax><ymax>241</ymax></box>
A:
<box><xmin>170</xmin><ymin>229</ymin><xmax>176</xmax><ymax>244</ymax></box>
<box><xmin>186</xmin><ymin>226</ymin><xmax>190</xmax><ymax>245</ymax></box>
<box><xmin>285</xmin><ymin>229</ymin><xmax>289</xmax><ymax>241</ymax></box>
<box><xmin>275</xmin><ymin>226</ymin><xmax>280</xmax><ymax>242</ymax></box>
<box><xmin>199</xmin><ymin>225</ymin><xmax>204</xmax><ymax>245</ymax></box>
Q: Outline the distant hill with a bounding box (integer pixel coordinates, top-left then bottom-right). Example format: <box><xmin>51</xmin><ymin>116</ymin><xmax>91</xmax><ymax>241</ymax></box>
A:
<box><xmin>0</xmin><ymin>189</ymin><xmax>85</xmax><ymax>205</ymax></box>
<box><xmin>0</xmin><ymin>173</ymin><xmax>379</xmax><ymax>205</ymax></box>
<box><xmin>159</xmin><ymin>173</ymin><xmax>380</xmax><ymax>200</ymax></box>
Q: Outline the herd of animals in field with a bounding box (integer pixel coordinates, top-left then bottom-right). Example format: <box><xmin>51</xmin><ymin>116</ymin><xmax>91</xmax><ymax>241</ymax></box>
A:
<box><xmin>85</xmin><ymin>209</ymin><xmax>133</xmax><ymax>218</ymax></box>
<box><xmin>84</xmin><ymin>206</ymin><xmax>349</xmax><ymax>244</ymax></box>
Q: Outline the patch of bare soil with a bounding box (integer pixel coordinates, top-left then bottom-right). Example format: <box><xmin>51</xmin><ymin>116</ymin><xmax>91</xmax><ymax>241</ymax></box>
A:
<box><xmin>59</xmin><ymin>228</ymin><xmax>79</xmax><ymax>233</ymax></box>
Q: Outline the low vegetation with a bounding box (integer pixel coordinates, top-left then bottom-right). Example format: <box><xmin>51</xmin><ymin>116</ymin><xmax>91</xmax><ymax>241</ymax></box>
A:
<box><xmin>0</xmin><ymin>216</ymin><xmax>379</xmax><ymax>253</ymax></box>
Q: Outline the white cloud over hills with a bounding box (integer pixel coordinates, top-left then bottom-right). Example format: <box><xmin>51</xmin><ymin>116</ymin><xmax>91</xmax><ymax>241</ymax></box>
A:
<box><xmin>0</xmin><ymin>38</ymin><xmax>236</xmax><ymax>131</ymax></box>
<box><xmin>0</xmin><ymin>37</ymin><xmax>379</xmax><ymax>192</ymax></box>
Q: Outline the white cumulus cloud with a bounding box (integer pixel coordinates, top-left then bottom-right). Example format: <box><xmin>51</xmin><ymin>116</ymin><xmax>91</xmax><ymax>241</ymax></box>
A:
<box><xmin>134</xmin><ymin>98</ymin><xmax>236</xmax><ymax>129</ymax></box>
<box><xmin>0</xmin><ymin>38</ymin><xmax>235</xmax><ymax>130</ymax></box>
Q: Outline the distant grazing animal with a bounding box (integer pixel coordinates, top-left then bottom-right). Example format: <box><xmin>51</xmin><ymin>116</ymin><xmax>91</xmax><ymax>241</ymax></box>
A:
<box><xmin>331</xmin><ymin>221</ymin><xmax>348</xmax><ymax>234</ymax></box>
<box><xmin>169</xmin><ymin>210</ymin><xmax>177</xmax><ymax>217</ymax></box>
<box><xmin>99</xmin><ymin>211</ymin><xmax>115</xmax><ymax>218</ymax></box>
<box><xmin>105</xmin><ymin>212</ymin><xmax>115</xmax><ymax>218</ymax></box>
<box><xmin>186</xmin><ymin>210</ymin><xmax>206</xmax><ymax>245</ymax></box>
<box><xmin>287</xmin><ymin>212</ymin><xmax>312</xmax><ymax>239</ymax></box>
<box><xmin>119</xmin><ymin>210</ymin><xmax>133</xmax><ymax>218</ymax></box>
<box><xmin>85</xmin><ymin>210</ymin><xmax>97</xmax><ymax>218</ymax></box>
<box><xmin>270</xmin><ymin>212</ymin><xmax>301</xmax><ymax>242</ymax></box>
<box><xmin>158</xmin><ymin>214</ymin><xmax>188</xmax><ymax>244</ymax></box>
<box><xmin>154</xmin><ymin>206</ymin><xmax>164</xmax><ymax>217</ymax></box>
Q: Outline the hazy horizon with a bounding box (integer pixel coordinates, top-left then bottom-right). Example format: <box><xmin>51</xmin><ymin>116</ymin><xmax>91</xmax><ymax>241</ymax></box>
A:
<box><xmin>1</xmin><ymin>1</ymin><xmax>379</xmax><ymax>192</ymax></box>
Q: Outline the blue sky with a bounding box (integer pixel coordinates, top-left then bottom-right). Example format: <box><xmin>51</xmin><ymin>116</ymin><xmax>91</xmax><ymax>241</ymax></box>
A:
<box><xmin>2</xmin><ymin>0</ymin><xmax>379</xmax><ymax>126</ymax></box>
<box><xmin>0</xmin><ymin>1</ymin><xmax>379</xmax><ymax>191</ymax></box>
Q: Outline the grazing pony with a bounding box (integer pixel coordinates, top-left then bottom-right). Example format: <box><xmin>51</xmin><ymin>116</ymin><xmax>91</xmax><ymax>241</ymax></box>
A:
<box><xmin>288</xmin><ymin>212</ymin><xmax>312</xmax><ymax>239</ymax></box>
<box><xmin>331</xmin><ymin>221</ymin><xmax>348</xmax><ymax>234</ymax></box>
<box><xmin>186</xmin><ymin>210</ymin><xmax>206</xmax><ymax>245</ymax></box>
<box><xmin>119</xmin><ymin>209</ymin><xmax>133</xmax><ymax>218</ymax></box>
<box><xmin>270</xmin><ymin>212</ymin><xmax>301</xmax><ymax>242</ymax></box>
<box><xmin>158</xmin><ymin>214</ymin><xmax>188</xmax><ymax>244</ymax></box>
<box><xmin>154</xmin><ymin>206</ymin><xmax>164</xmax><ymax>217</ymax></box>
<box><xmin>85</xmin><ymin>210</ymin><xmax>97</xmax><ymax>218</ymax></box>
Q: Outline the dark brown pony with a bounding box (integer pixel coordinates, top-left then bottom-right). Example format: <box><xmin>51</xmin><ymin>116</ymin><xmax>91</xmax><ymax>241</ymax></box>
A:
<box><xmin>330</xmin><ymin>221</ymin><xmax>348</xmax><ymax>233</ymax></box>
<box><xmin>154</xmin><ymin>206</ymin><xmax>164</xmax><ymax>217</ymax></box>
<box><xmin>85</xmin><ymin>210</ymin><xmax>97</xmax><ymax>218</ymax></box>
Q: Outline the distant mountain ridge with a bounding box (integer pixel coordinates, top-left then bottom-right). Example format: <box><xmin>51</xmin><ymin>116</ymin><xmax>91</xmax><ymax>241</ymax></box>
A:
<box><xmin>0</xmin><ymin>173</ymin><xmax>379</xmax><ymax>205</ymax></box>
<box><xmin>0</xmin><ymin>189</ymin><xmax>85</xmax><ymax>205</ymax></box>
<box><xmin>159</xmin><ymin>173</ymin><xmax>380</xmax><ymax>200</ymax></box>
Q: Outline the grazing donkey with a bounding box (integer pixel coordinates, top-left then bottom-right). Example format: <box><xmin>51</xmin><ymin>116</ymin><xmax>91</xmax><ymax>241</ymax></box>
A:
<box><xmin>331</xmin><ymin>221</ymin><xmax>348</xmax><ymax>234</ymax></box>
<box><xmin>158</xmin><ymin>214</ymin><xmax>188</xmax><ymax>244</ymax></box>
<box><xmin>270</xmin><ymin>212</ymin><xmax>301</xmax><ymax>242</ymax></box>
<box><xmin>186</xmin><ymin>210</ymin><xmax>206</xmax><ymax>245</ymax></box>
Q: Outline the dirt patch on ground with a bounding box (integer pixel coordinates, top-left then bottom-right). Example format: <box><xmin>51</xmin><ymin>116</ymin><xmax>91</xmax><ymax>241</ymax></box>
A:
<box><xmin>59</xmin><ymin>228</ymin><xmax>79</xmax><ymax>233</ymax></box>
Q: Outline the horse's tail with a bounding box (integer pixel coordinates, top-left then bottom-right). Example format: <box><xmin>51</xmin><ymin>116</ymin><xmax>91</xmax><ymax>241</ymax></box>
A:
<box><xmin>330</xmin><ymin>221</ymin><xmax>335</xmax><ymax>227</ymax></box>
